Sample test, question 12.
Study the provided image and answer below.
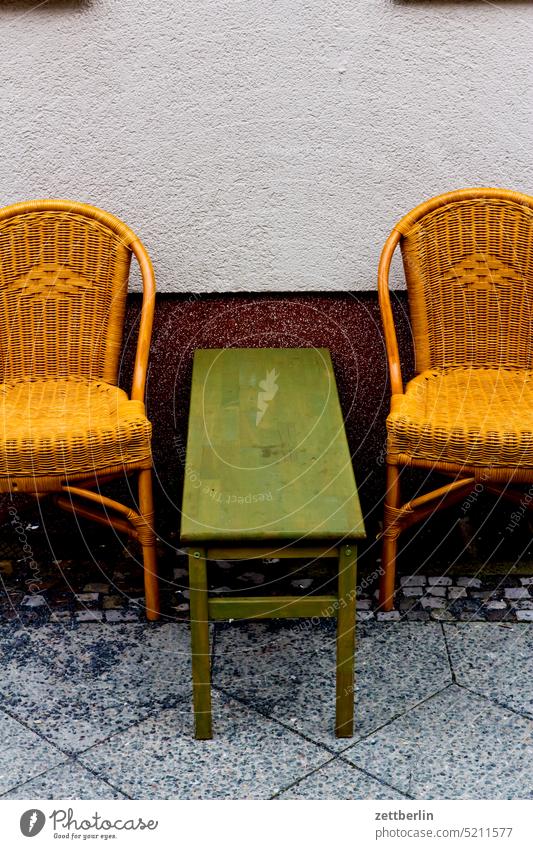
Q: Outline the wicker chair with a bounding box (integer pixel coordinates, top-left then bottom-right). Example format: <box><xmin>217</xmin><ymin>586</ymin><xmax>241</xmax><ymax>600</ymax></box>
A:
<box><xmin>378</xmin><ymin>187</ymin><xmax>533</xmax><ymax>610</ymax></box>
<box><xmin>0</xmin><ymin>200</ymin><xmax>159</xmax><ymax>619</ymax></box>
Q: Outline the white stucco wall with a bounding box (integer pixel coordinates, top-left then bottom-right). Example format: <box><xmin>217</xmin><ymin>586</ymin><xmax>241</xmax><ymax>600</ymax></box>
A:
<box><xmin>0</xmin><ymin>0</ymin><xmax>531</xmax><ymax>292</ymax></box>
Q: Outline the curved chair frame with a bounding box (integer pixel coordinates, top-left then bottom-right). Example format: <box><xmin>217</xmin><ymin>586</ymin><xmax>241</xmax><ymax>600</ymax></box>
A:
<box><xmin>0</xmin><ymin>200</ymin><xmax>159</xmax><ymax>619</ymax></box>
<box><xmin>378</xmin><ymin>187</ymin><xmax>533</xmax><ymax>610</ymax></box>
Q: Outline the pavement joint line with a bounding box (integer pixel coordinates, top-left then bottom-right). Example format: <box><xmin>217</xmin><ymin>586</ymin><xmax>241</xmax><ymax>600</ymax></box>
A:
<box><xmin>68</xmin><ymin>691</ymin><xmax>192</xmax><ymax>758</ymax></box>
<box><xmin>0</xmin><ymin>755</ymin><xmax>133</xmax><ymax>801</ymax></box>
<box><xmin>440</xmin><ymin>621</ymin><xmax>533</xmax><ymax>691</ymax></box>
<box><xmin>327</xmin><ymin>757</ymin><xmax>413</xmax><ymax>801</ymax></box>
<box><xmin>210</xmin><ymin>682</ymin><xmax>346</xmax><ymax>757</ymax></box>
<box><xmin>0</xmin><ymin>701</ymin><xmax>75</xmax><ymax>759</ymax></box>
<box><xmin>334</xmin><ymin>756</ymin><xmax>413</xmax><ymax>801</ymax></box>
<box><xmin>337</xmin><ymin>682</ymin><xmax>455</xmax><ymax>756</ymax></box>
<box><xmin>70</xmin><ymin>757</ymin><xmax>134</xmax><ymax>800</ymax></box>
<box><xmin>0</xmin><ymin>756</ymin><xmax>71</xmax><ymax>799</ymax></box>
<box><xmin>269</xmin><ymin>752</ymin><xmax>411</xmax><ymax>800</ymax></box>
<box><xmin>268</xmin><ymin>753</ymin><xmax>340</xmax><ymax>799</ymax></box>
<box><xmin>0</xmin><ymin>689</ymin><xmax>193</xmax><ymax>764</ymax></box>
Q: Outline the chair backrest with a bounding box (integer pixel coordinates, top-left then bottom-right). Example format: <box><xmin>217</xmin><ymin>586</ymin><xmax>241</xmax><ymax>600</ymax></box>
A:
<box><xmin>394</xmin><ymin>188</ymin><xmax>533</xmax><ymax>373</ymax></box>
<box><xmin>0</xmin><ymin>200</ymin><xmax>152</xmax><ymax>386</ymax></box>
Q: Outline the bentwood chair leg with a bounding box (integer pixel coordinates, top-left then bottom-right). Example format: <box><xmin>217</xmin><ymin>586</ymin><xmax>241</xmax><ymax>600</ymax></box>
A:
<box><xmin>335</xmin><ymin>543</ymin><xmax>357</xmax><ymax>737</ymax></box>
<box><xmin>138</xmin><ymin>468</ymin><xmax>160</xmax><ymax>621</ymax></box>
<box><xmin>189</xmin><ymin>549</ymin><xmax>213</xmax><ymax>739</ymax></box>
<box><xmin>379</xmin><ymin>463</ymin><xmax>401</xmax><ymax>611</ymax></box>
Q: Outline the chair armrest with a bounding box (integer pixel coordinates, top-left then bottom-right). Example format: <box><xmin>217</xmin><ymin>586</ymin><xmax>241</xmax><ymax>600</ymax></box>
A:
<box><xmin>378</xmin><ymin>229</ymin><xmax>404</xmax><ymax>396</ymax></box>
<box><xmin>130</xmin><ymin>238</ymin><xmax>156</xmax><ymax>403</ymax></box>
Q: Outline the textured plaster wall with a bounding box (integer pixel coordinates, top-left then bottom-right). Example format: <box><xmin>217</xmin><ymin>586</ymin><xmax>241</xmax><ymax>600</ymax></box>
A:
<box><xmin>0</xmin><ymin>0</ymin><xmax>531</xmax><ymax>292</ymax></box>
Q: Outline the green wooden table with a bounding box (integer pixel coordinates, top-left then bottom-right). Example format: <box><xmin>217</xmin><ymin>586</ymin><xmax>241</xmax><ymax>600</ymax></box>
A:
<box><xmin>180</xmin><ymin>347</ymin><xmax>365</xmax><ymax>739</ymax></box>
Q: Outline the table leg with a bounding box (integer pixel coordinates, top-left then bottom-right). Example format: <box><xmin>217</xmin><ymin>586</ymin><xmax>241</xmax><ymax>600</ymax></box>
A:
<box><xmin>335</xmin><ymin>543</ymin><xmax>357</xmax><ymax>737</ymax></box>
<box><xmin>189</xmin><ymin>548</ymin><xmax>213</xmax><ymax>739</ymax></box>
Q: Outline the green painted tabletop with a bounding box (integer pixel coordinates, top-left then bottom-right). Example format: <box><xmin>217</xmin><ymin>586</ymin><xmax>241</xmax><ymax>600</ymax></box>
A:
<box><xmin>180</xmin><ymin>348</ymin><xmax>365</xmax><ymax>545</ymax></box>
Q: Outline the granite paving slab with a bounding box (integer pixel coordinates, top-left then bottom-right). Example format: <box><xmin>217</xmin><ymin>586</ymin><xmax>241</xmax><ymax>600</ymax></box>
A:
<box><xmin>0</xmin><ymin>623</ymin><xmax>195</xmax><ymax>753</ymax></box>
<box><xmin>342</xmin><ymin>685</ymin><xmax>533</xmax><ymax>799</ymax></box>
<box><xmin>276</xmin><ymin>757</ymin><xmax>407</xmax><ymax>800</ymax></box>
<box><xmin>444</xmin><ymin>623</ymin><xmax>533</xmax><ymax>718</ymax></box>
<box><xmin>1</xmin><ymin>759</ymin><xmax>126</xmax><ymax>799</ymax></box>
<box><xmin>0</xmin><ymin>711</ymin><xmax>66</xmax><ymax>795</ymax></box>
<box><xmin>79</xmin><ymin>690</ymin><xmax>330</xmax><ymax>800</ymax></box>
<box><xmin>212</xmin><ymin>620</ymin><xmax>451</xmax><ymax>750</ymax></box>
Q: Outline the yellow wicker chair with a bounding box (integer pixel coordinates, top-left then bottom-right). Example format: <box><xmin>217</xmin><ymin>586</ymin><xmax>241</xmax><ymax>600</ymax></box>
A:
<box><xmin>0</xmin><ymin>199</ymin><xmax>159</xmax><ymax>619</ymax></box>
<box><xmin>378</xmin><ymin>187</ymin><xmax>533</xmax><ymax>610</ymax></box>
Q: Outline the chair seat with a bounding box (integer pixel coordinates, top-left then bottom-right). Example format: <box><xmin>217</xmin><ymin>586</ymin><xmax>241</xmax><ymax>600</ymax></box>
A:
<box><xmin>387</xmin><ymin>368</ymin><xmax>533</xmax><ymax>468</ymax></box>
<box><xmin>0</xmin><ymin>377</ymin><xmax>151</xmax><ymax>480</ymax></box>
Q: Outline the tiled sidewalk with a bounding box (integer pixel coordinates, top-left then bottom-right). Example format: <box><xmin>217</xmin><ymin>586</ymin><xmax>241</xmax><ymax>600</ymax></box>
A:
<box><xmin>0</xmin><ymin>619</ymin><xmax>531</xmax><ymax>800</ymax></box>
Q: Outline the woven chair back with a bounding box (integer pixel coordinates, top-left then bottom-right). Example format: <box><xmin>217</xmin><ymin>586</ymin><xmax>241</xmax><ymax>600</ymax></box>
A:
<box><xmin>397</xmin><ymin>191</ymin><xmax>533</xmax><ymax>373</ymax></box>
<box><xmin>0</xmin><ymin>200</ymin><xmax>136</xmax><ymax>384</ymax></box>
